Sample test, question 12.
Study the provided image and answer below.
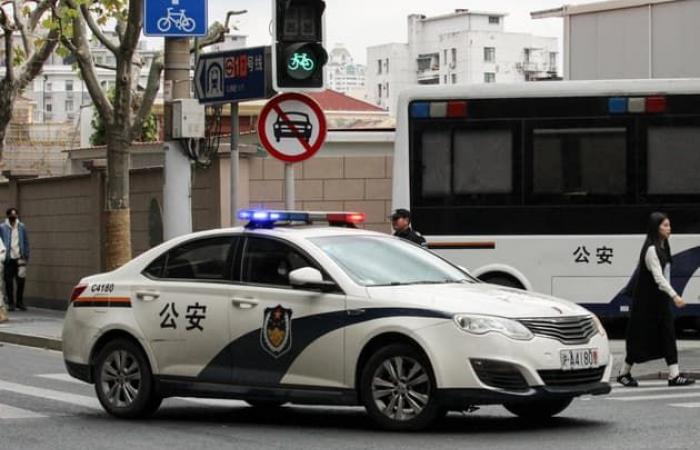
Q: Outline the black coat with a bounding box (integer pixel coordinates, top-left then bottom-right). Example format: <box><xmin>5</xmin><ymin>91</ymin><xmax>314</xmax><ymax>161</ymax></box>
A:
<box><xmin>625</xmin><ymin>250</ymin><xmax>678</xmax><ymax>365</ymax></box>
<box><xmin>394</xmin><ymin>227</ymin><xmax>426</xmax><ymax>247</ymax></box>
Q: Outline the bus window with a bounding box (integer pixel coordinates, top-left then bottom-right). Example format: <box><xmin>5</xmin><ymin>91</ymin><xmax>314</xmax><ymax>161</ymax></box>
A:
<box><xmin>648</xmin><ymin>126</ymin><xmax>700</xmax><ymax>195</ymax></box>
<box><xmin>454</xmin><ymin>129</ymin><xmax>513</xmax><ymax>194</ymax></box>
<box><xmin>532</xmin><ymin>127</ymin><xmax>627</xmax><ymax>198</ymax></box>
<box><xmin>421</xmin><ymin>130</ymin><xmax>451</xmax><ymax>197</ymax></box>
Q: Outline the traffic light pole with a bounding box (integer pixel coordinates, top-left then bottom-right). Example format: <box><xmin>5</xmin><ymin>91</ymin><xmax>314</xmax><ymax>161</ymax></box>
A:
<box><xmin>285</xmin><ymin>163</ymin><xmax>295</xmax><ymax>210</ymax></box>
<box><xmin>162</xmin><ymin>37</ymin><xmax>193</xmax><ymax>240</ymax></box>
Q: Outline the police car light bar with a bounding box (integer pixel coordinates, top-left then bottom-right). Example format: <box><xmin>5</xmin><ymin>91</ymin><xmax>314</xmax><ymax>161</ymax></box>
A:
<box><xmin>238</xmin><ymin>210</ymin><xmax>366</xmax><ymax>229</ymax></box>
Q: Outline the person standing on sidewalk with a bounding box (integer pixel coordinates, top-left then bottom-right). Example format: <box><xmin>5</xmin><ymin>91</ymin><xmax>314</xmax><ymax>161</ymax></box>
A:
<box><xmin>1</xmin><ymin>208</ymin><xmax>29</xmax><ymax>312</ymax></box>
<box><xmin>617</xmin><ymin>212</ymin><xmax>695</xmax><ymax>387</ymax></box>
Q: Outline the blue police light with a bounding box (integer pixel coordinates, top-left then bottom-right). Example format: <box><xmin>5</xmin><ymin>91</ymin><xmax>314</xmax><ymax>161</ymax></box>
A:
<box><xmin>410</xmin><ymin>102</ymin><xmax>430</xmax><ymax>119</ymax></box>
<box><xmin>609</xmin><ymin>97</ymin><xmax>627</xmax><ymax>114</ymax></box>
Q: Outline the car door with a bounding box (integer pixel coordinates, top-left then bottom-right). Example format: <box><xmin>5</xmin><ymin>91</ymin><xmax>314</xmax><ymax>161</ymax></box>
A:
<box><xmin>228</xmin><ymin>236</ymin><xmax>347</xmax><ymax>389</ymax></box>
<box><xmin>132</xmin><ymin>235</ymin><xmax>240</xmax><ymax>382</ymax></box>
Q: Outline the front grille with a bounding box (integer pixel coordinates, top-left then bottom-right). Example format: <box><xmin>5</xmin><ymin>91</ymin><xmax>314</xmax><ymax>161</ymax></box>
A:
<box><xmin>518</xmin><ymin>316</ymin><xmax>597</xmax><ymax>345</ymax></box>
<box><xmin>538</xmin><ymin>367</ymin><xmax>606</xmax><ymax>386</ymax></box>
<box><xmin>471</xmin><ymin>359</ymin><xmax>529</xmax><ymax>391</ymax></box>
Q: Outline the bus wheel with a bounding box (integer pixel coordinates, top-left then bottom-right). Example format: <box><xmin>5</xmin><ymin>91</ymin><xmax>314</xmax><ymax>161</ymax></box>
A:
<box><xmin>481</xmin><ymin>275</ymin><xmax>524</xmax><ymax>290</ymax></box>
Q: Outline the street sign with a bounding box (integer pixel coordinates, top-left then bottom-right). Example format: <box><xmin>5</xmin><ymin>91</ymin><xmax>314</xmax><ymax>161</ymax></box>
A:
<box><xmin>258</xmin><ymin>93</ymin><xmax>327</xmax><ymax>163</ymax></box>
<box><xmin>195</xmin><ymin>47</ymin><xmax>274</xmax><ymax>105</ymax></box>
<box><xmin>144</xmin><ymin>0</ymin><xmax>208</xmax><ymax>37</ymax></box>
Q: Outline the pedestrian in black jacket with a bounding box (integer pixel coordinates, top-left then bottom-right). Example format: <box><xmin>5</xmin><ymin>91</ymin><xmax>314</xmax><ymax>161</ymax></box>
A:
<box><xmin>390</xmin><ymin>209</ymin><xmax>426</xmax><ymax>247</ymax></box>
<box><xmin>617</xmin><ymin>212</ymin><xmax>695</xmax><ymax>387</ymax></box>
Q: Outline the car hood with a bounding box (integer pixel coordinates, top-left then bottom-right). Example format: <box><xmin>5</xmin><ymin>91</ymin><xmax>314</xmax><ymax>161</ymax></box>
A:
<box><xmin>366</xmin><ymin>283</ymin><xmax>591</xmax><ymax>319</ymax></box>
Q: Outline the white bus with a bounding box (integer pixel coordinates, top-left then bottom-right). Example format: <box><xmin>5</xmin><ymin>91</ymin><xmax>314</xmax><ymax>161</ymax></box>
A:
<box><xmin>393</xmin><ymin>79</ymin><xmax>700</xmax><ymax>327</ymax></box>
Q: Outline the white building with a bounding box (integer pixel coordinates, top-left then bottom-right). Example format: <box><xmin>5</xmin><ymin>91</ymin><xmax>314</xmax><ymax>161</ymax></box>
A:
<box><xmin>532</xmin><ymin>0</ymin><xmax>700</xmax><ymax>81</ymax></box>
<box><xmin>324</xmin><ymin>44</ymin><xmax>367</xmax><ymax>99</ymax></box>
<box><xmin>367</xmin><ymin>10</ymin><xmax>559</xmax><ymax>114</ymax></box>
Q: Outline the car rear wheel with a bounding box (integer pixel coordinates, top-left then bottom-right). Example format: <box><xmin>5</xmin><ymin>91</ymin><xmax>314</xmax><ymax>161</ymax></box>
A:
<box><xmin>503</xmin><ymin>397</ymin><xmax>573</xmax><ymax>420</ymax></box>
<box><xmin>360</xmin><ymin>343</ymin><xmax>442</xmax><ymax>431</ymax></box>
<box><xmin>94</xmin><ymin>339</ymin><xmax>160</xmax><ymax>419</ymax></box>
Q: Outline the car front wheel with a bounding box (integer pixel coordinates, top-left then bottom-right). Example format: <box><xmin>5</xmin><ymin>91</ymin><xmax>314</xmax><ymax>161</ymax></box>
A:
<box><xmin>94</xmin><ymin>338</ymin><xmax>160</xmax><ymax>419</ymax></box>
<box><xmin>503</xmin><ymin>397</ymin><xmax>573</xmax><ymax>420</ymax></box>
<box><xmin>360</xmin><ymin>343</ymin><xmax>442</xmax><ymax>431</ymax></box>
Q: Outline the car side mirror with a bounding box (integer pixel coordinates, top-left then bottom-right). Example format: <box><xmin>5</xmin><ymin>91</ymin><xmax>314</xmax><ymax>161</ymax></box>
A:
<box><xmin>289</xmin><ymin>267</ymin><xmax>338</xmax><ymax>292</ymax></box>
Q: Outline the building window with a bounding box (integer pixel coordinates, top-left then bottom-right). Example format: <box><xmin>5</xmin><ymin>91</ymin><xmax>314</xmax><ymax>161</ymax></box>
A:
<box><xmin>443</xmin><ymin>75</ymin><xmax>448</xmax><ymax>84</ymax></box>
<box><xmin>45</xmin><ymin>103</ymin><xmax>52</xmax><ymax>112</ymax></box>
<box><xmin>385</xmin><ymin>83</ymin><xmax>389</xmax><ymax>98</ymax></box>
<box><xmin>377</xmin><ymin>59</ymin><xmax>382</xmax><ymax>75</ymax></box>
<box><xmin>524</xmin><ymin>48</ymin><xmax>531</xmax><ymax>63</ymax></box>
<box><xmin>377</xmin><ymin>84</ymin><xmax>382</xmax><ymax>99</ymax></box>
<box><xmin>385</xmin><ymin>58</ymin><xmax>389</xmax><ymax>72</ymax></box>
<box><xmin>484</xmin><ymin>47</ymin><xmax>495</xmax><ymax>62</ymax></box>
<box><xmin>65</xmin><ymin>100</ymin><xmax>74</xmax><ymax>111</ymax></box>
<box><xmin>489</xmin><ymin>16</ymin><xmax>500</xmax><ymax>24</ymax></box>
<box><xmin>451</xmin><ymin>74</ymin><xmax>457</xmax><ymax>84</ymax></box>
<box><xmin>484</xmin><ymin>72</ymin><xmax>496</xmax><ymax>83</ymax></box>
<box><xmin>443</xmin><ymin>49</ymin><xmax>448</xmax><ymax>65</ymax></box>
<box><xmin>66</xmin><ymin>80</ymin><xmax>73</xmax><ymax>92</ymax></box>
<box><xmin>549</xmin><ymin>52</ymin><xmax>557</xmax><ymax>69</ymax></box>
<box><xmin>45</xmin><ymin>82</ymin><xmax>52</xmax><ymax>92</ymax></box>
<box><xmin>451</xmin><ymin>48</ymin><xmax>457</xmax><ymax>67</ymax></box>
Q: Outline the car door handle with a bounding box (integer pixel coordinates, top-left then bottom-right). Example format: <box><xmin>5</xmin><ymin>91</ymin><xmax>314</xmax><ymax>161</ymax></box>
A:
<box><xmin>135</xmin><ymin>290</ymin><xmax>160</xmax><ymax>302</ymax></box>
<box><xmin>347</xmin><ymin>309</ymin><xmax>366</xmax><ymax>316</ymax></box>
<box><xmin>232</xmin><ymin>297</ymin><xmax>259</xmax><ymax>309</ymax></box>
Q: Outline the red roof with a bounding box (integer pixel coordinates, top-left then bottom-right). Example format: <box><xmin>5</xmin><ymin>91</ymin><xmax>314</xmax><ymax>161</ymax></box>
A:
<box><xmin>307</xmin><ymin>90</ymin><xmax>385</xmax><ymax>112</ymax></box>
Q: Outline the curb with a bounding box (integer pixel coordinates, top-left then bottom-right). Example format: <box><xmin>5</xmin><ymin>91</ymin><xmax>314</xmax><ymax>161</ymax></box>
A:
<box><xmin>0</xmin><ymin>331</ymin><xmax>62</xmax><ymax>351</ymax></box>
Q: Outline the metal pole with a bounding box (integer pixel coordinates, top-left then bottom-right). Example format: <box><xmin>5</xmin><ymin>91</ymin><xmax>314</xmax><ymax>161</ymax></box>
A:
<box><xmin>162</xmin><ymin>37</ymin><xmax>193</xmax><ymax>240</ymax></box>
<box><xmin>285</xmin><ymin>163</ymin><xmax>295</xmax><ymax>210</ymax></box>
<box><xmin>230</xmin><ymin>102</ymin><xmax>239</xmax><ymax>224</ymax></box>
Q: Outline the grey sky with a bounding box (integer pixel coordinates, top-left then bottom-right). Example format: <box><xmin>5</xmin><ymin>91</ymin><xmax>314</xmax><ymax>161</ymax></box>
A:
<box><xmin>205</xmin><ymin>1</ymin><xmax>597</xmax><ymax>64</ymax></box>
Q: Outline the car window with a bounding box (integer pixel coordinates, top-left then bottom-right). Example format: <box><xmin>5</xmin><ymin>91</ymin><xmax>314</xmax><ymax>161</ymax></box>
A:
<box><xmin>241</xmin><ymin>237</ymin><xmax>316</xmax><ymax>287</ymax></box>
<box><xmin>158</xmin><ymin>237</ymin><xmax>236</xmax><ymax>281</ymax></box>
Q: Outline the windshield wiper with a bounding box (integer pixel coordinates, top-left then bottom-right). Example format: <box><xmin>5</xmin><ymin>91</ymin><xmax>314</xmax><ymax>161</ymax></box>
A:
<box><xmin>370</xmin><ymin>280</ymin><xmax>461</xmax><ymax>287</ymax></box>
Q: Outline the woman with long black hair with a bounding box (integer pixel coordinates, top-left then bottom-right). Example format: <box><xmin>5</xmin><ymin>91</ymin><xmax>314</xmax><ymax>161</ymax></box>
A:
<box><xmin>617</xmin><ymin>212</ymin><xmax>695</xmax><ymax>387</ymax></box>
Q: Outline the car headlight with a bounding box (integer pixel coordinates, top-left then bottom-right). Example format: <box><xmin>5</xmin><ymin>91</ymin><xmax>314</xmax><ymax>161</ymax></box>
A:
<box><xmin>591</xmin><ymin>314</ymin><xmax>607</xmax><ymax>337</ymax></box>
<box><xmin>454</xmin><ymin>315</ymin><xmax>534</xmax><ymax>341</ymax></box>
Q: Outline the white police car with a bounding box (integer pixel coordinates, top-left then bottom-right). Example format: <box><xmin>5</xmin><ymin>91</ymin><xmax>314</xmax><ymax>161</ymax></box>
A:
<box><xmin>62</xmin><ymin>210</ymin><xmax>611</xmax><ymax>430</ymax></box>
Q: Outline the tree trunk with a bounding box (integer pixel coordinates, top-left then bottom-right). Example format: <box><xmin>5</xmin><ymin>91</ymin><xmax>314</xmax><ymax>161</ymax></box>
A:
<box><xmin>0</xmin><ymin>80</ymin><xmax>16</xmax><ymax>162</ymax></box>
<box><xmin>103</xmin><ymin>127</ymin><xmax>132</xmax><ymax>271</ymax></box>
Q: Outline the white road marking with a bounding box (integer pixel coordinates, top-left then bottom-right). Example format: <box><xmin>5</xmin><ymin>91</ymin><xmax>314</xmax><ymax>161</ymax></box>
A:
<box><xmin>608</xmin><ymin>392</ymin><xmax>700</xmax><ymax>402</ymax></box>
<box><xmin>0</xmin><ymin>403</ymin><xmax>47</xmax><ymax>420</ymax></box>
<box><xmin>35</xmin><ymin>373</ymin><xmax>87</xmax><ymax>385</ymax></box>
<box><xmin>669</xmin><ymin>402</ymin><xmax>700</xmax><ymax>408</ymax></box>
<box><xmin>611</xmin><ymin>380</ymin><xmax>672</xmax><ymax>389</ymax></box>
<box><xmin>0</xmin><ymin>379</ymin><xmax>101</xmax><ymax>410</ymax></box>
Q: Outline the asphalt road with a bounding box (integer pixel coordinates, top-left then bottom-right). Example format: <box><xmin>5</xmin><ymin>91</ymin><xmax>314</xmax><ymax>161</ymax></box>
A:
<box><xmin>1</xmin><ymin>342</ymin><xmax>700</xmax><ymax>450</ymax></box>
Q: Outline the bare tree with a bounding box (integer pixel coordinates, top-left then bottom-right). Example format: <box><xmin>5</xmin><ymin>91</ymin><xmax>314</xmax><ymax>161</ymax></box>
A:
<box><xmin>0</xmin><ymin>0</ymin><xmax>59</xmax><ymax>161</ymax></box>
<box><xmin>56</xmin><ymin>0</ymin><xmax>232</xmax><ymax>270</ymax></box>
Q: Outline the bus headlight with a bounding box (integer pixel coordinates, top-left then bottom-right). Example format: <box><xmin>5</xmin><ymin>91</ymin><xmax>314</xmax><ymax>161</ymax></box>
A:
<box><xmin>454</xmin><ymin>315</ymin><xmax>534</xmax><ymax>341</ymax></box>
<box><xmin>592</xmin><ymin>314</ymin><xmax>607</xmax><ymax>337</ymax></box>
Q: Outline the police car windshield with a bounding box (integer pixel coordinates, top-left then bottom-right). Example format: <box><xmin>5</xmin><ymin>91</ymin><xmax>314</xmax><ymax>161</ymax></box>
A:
<box><xmin>310</xmin><ymin>235</ymin><xmax>473</xmax><ymax>287</ymax></box>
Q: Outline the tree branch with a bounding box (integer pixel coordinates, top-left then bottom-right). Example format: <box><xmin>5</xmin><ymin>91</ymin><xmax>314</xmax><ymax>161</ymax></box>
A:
<box><xmin>95</xmin><ymin>62</ymin><xmax>116</xmax><ymax>71</ymax></box>
<box><xmin>11</xmin><ymin>0</ymin><xmax>30</xmax><ymax>56</ymax></box>
<box><xmin>79</xmin><ymin>4</ymin><xmax>118</xmax><ymax>55</ymax></box>
<box><xmin>121</xmin><ymin>0</ymin><xmax>142</xmax><ymax>59</ymax></box>
<box><xmin>16</xmin><ymin>26</ymin><xmax>58</xmax><ymax>89</ymax></box>
<box><xmin>0</xmin><ymin>7</ymin><xmax>13</xmax><ymax>83</ymax></box>
<box><xmin>190</xmin><ymin>22</ymin><xmax>227</xmax><ymax>54</ymax></box>
<box><xmin>68</xmin><ymin>8</ymin><xmax>113</xmax><ymax>123</ymax></box>
<box><xmin>131</xmin><ymin>52</ymin><xmax>162</xmax><ymax>139</ymax></box>
<box><xmin>29</xmin><ymin>0</ymin><xmax>53</xmax><ymax>30</ymax></box>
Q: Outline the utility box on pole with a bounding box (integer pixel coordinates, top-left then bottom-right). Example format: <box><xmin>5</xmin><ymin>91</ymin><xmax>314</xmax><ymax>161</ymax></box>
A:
<box><xmin>172</xmin><ymin>99</ymin><xmax>205</xmax><ymax>139</ymax></box>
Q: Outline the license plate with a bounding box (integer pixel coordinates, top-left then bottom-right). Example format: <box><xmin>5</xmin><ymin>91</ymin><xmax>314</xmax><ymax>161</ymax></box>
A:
<box><xmin>560</xmin><ymin>348</ymin><xmax>599</xmax><ymax>371</ymax></box>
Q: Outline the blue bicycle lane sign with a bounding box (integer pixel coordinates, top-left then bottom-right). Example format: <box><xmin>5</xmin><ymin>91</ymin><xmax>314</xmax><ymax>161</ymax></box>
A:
<box><xmin>144</xmin><ymin>0</ymin><xmax>208</xmax><ymax>37</ymax></box>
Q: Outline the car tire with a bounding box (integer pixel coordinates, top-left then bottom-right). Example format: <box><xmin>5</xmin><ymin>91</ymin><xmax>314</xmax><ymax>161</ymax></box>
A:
<box><xmin>94</xmin><ymin>338</ymin><xmax>159</xmax><ymax>419</ymax></box>
<box><xmin>503</xmin><ymin>397</ymin><xmax>573</xmax><ymax>420</ymax></box>
<box><xmin>245</xmin><ymin>399</ymin><xmax>287</xmax><ymax>408</ymax></box>
<box><xmin>360</xmin><ymin>343</ymin><xmax>442</xmax><ymax>431</ymax></box>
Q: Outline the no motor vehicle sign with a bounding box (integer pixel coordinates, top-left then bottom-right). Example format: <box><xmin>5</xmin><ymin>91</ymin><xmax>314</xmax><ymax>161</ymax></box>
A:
<box><xmin>257</xmin><ymin>93</ymin><xmax>327</xmax><ymax>163</ymax></box>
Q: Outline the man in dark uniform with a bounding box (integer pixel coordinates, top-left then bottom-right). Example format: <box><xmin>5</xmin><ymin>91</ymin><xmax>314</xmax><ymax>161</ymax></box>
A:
<box><xmin>391</xmin><ymin>209</ymin><xmax>427</xmax><ymax>247</ymax></box>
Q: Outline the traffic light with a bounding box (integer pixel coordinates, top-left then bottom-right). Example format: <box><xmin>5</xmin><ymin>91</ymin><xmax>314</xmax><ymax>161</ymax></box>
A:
<box><xmin>273</xmin><ymin>0</ymin><xmax>328</xmax><ymax>91</ymax></box>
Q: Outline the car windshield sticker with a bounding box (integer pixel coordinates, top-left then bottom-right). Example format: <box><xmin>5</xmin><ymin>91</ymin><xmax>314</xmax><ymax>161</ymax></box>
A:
<box><xmin>261</xmin><ymin>305</ymin><xmax>293</xmax><ymax>358</ymax></box>
<box><xmin>186</xmin><ymin>302</ymin><xmax>207</xmax><ymax>331</ymax></box>
<box><xmin>159</xmin><ymin>302</ymin><xmax>179</xmax><ymax>329</ymax></box>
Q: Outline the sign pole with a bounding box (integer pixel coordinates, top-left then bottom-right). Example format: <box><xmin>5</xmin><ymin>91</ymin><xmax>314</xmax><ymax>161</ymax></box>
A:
<box><xmin>230</xmin><ymin>101</ymin><xmax>240</xmax><ymax>224</ymax></box>
<box><xmin>285</xmin><ymin>163</ymin><xmax>295</xmax><ymax>210</ymax></box>
<box><xmin>162</xmin><ymin>37</ymin><xmax>193</xmax><ymax>240</ymax></box>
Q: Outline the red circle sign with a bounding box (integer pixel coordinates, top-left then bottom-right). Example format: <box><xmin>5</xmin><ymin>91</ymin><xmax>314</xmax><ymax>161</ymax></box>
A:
<box><xmin>257</xmin><ymin>93</ymin><xmax>327</xmax><ymax>163</ymax></box>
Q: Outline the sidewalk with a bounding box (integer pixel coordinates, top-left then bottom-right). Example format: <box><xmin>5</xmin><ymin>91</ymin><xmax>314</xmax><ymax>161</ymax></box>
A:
<box><xmin>0</xmin><ymin>308</ymin><xmax>63</xmax><ymax>351</ymax></box>
<box><xmin>0</xmin><ymin>308</ymin><xmax>699</xmax><ymax>380</ymax></box>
